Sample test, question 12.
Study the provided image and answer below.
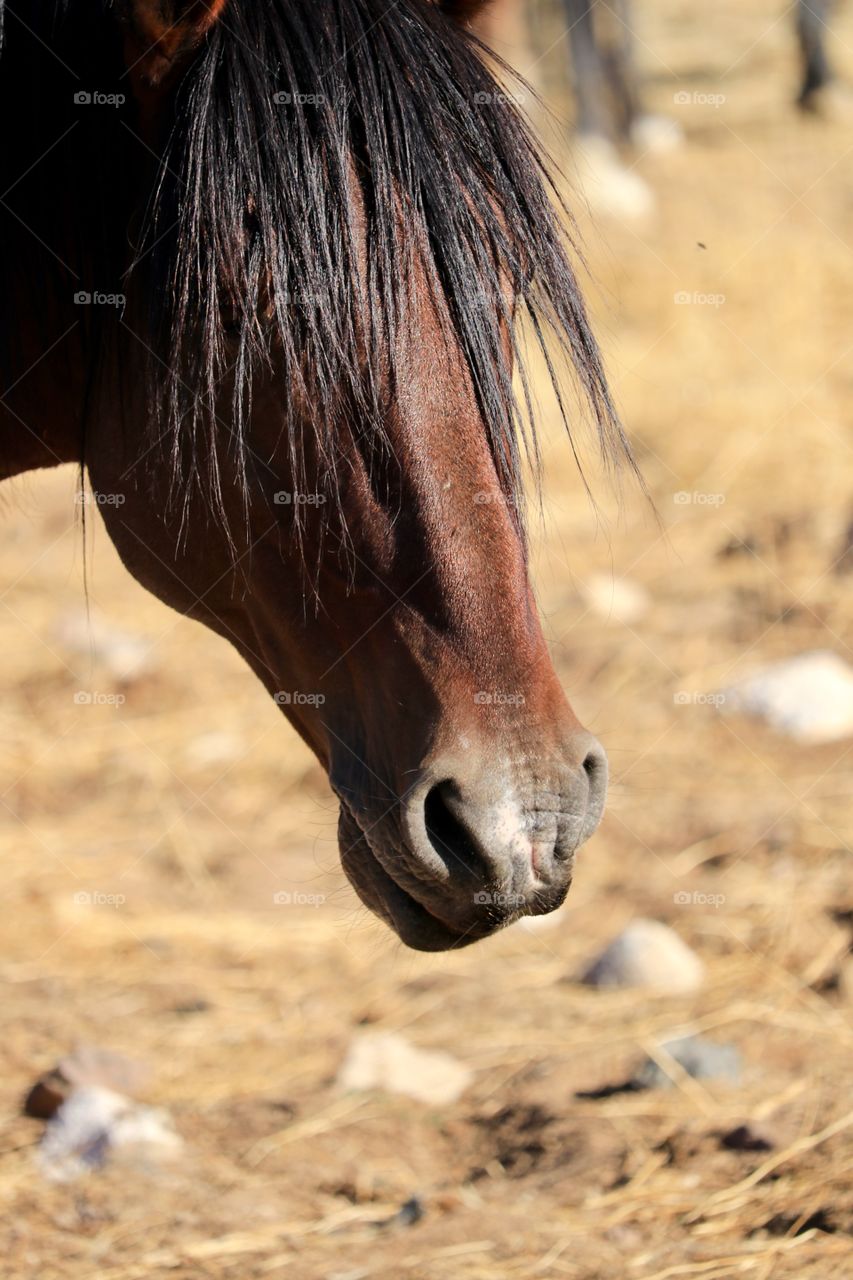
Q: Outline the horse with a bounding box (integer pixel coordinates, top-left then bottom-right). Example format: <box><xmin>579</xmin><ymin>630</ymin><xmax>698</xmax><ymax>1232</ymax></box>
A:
<box><xmin>476</xmin><ymin>0</ymin><xmax>840</xmax><ymax>141</ymax></box>
<box><xmin>0</xmin><ymin>1</ymin><xmax>633</xmax><ymax>951</ymax></box>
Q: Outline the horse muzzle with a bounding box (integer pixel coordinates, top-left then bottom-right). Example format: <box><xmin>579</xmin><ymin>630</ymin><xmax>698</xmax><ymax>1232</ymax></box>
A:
<box><xmin>337</xmin><ymin>731</ymin><xmax>608</xmax><ymax>950</ymax></box>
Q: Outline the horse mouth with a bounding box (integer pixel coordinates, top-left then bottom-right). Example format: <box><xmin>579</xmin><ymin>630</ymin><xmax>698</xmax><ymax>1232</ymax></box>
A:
<box><xmin>337</xmin><ymin>805</ymin><xmax>492</xmax><ymax>952</ymax></box>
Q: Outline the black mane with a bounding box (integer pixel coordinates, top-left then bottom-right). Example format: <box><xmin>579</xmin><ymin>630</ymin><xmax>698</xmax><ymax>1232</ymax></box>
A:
<box><xmin>0</xmin><ymin>0</ymin><xmax>633</xmax><ymax>538</ymax></box>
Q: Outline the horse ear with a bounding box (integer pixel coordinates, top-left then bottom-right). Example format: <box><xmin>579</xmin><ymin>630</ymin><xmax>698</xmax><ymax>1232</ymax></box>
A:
<box><xmin>118</xmin><ymin>0</ymin><xmax>229</xmax><ymax>86</ymax></box>
<box><xmin>437</xmin><ymin>1</ymin><xmax>492</xmax><ymax>27</ymax></box>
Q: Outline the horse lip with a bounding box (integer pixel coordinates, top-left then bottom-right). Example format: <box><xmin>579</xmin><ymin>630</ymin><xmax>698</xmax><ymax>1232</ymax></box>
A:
<box><xmin>383</xmin><ymin>878</ymin><xmax>487</xmax><ymax>952</ymax></box>
<box><xmin>337</xmin><ymin>801</ymin><xmax>490</xmax><ymax>951</ymax></box>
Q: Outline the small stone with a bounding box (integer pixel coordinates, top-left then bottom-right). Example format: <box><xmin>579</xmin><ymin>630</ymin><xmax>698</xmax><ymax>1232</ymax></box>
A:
<box><xmin>633</xmin><ymin>1036</ymin><xmax>742</xmax><ymax>1090</ymax></box>
<box><xmin>337</xmin><ymin>1032</ymin><xmax>472</xmax><ymax>1106</ymax></box>
<box><xmin>720</xmin><ymin>651</ymin><xmax>853</xmax><ymax>744</ymax></box>
<box><xmin>582</xmin><ymin>574</ymin><xmax>650</xmax><ymax>625</ymax></box>
<box><xmin>581</xmin><ymin>919</ymin><xmax>705</xmax><ymax>994</ymax></box>
<box><xmin>37</xmin><ymin>1086</ymin><xmax>182</xmax><ymax>1182</ymax></box>
<box><xmin>721</xmin><ymin>1122</ymin><xmax>775</xmax><ymax>1152</ymax></box>
<box><xmin>24</xmin><ymin>1046</ymin><xmax>149</xmax><ymax>1120</ymax></box>
<box><xmin>378</xmin><ymin>1195</ymin><xmax>426</xmax><ymax>1231</ymax></box>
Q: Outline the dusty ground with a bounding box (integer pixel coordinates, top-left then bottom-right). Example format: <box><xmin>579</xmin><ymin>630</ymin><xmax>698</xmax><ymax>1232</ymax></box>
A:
<box><xmin>1</xmin><ymin>2</ymin><xmax>852</xmax><ymax>1277</ymax></box>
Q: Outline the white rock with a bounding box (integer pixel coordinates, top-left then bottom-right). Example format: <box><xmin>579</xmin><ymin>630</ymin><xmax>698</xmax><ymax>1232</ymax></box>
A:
<box><xmin>582</xmin><ymin>574</ymin><xmax>650</xmax><ymax>625</ymax></box>
<box><xmin>38</xmin><ymin>1085</ymin><xmax>183</xmax><ymax>1182</ymax></box>
<box><xmin>582</xmin><ymin>918</ymin><xmax>704</xmax><ymax>994</ymax></box>
<box><xmin>56</xmin><ymin>607</ymin><xmax>152</xmax><ymax>682</ymax></box>
<box><xmin>720</xmin><ymin>651</ymin><xmax>853</xmax><ymax>744</ymax></box>
<box><xmin>337</xmin><ymin>1032</ymin><xmax>472</xmax><ymax>1106</ymax></box>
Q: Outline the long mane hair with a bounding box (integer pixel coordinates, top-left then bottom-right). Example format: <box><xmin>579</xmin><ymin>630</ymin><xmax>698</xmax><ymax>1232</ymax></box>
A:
<box><xmin>0</xmin><ymin>0</ymin><xmax>634</xmax><ymax>541</ymax></box>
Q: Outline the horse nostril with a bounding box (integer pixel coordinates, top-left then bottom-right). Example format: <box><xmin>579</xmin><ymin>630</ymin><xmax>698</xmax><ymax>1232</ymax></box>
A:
<box><xmin>583</xmin><ymin>751</ymin><xmax>597</xmax><ymax>776</ymax></box>
<box><xmin>577</xmin><ymin>734</ymin><xmax>607</xmax><ymax>784</ymax></box>
<box><xmin>576</xmin><ymin>735</ymin><xmax>608</xmax><ymax>840</ymax></box>
<box><xmin>424</xmin><ymin>780</ymin><xmax>481</xmax><ymax>876</ymax></box>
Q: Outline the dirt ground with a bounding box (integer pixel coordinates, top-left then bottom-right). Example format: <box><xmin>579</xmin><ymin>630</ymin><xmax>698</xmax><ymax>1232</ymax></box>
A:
<box><xmin>1</xmin><ymin>2</ymin><xmax>852</xmax><ymax>1277</ymax></box>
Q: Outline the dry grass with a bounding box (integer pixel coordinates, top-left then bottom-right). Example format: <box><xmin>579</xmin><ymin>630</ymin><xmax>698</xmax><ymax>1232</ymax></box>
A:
<box><xmin>1</xmin><ymin>1</ymin><xmax>852</xmax><ymax>1276</ymax></box>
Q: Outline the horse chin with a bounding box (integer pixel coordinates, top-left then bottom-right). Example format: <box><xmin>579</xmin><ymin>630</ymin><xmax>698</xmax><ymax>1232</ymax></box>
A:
<box><xmin>337</xmin><ymin>806</ymin><xmax>495</xmax><ymax>952</ymax></box>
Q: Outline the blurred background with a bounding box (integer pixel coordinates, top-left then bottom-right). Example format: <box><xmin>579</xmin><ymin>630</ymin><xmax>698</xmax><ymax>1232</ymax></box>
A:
<box><xmin>1</xmin><ymin>1</ymin><xmax>851</xmax><ymax>1276</ymax></box>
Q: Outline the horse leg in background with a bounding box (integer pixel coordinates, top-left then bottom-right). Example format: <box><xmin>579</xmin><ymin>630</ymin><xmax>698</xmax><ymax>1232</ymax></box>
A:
<box><xmin>563</xmin><ymin>0</ymin><xmax>655</xmax><ymax>219</ymax></box>
<box><xmin>796</xmin><ymin>0</ymin><xmax>845</xmax><ymax>114</ymax></box>
<box><xmin>797</xmin><ymin>0</ymin><xmax>832</xmax><ymax>104</ymax></box>
<box><xmin>565</xmin><ymin>0</ymin><xmax>612</xmax><ymax>137</ymax></box>
<box><xmin>597</xmin><ymin>0</ymin><xmax>642</xmax><ymax>137</ymax></box>
<box><xmin>599</xmin><ymin>0</ymin><xmax>683</xmax><ymax>152</ymax></box>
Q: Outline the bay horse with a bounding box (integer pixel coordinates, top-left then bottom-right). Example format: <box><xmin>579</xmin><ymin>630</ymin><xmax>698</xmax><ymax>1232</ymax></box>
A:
<box><xmin>0</xmin><ymin>0</ymin><xmax>632</xmax><ymax>951</ymax></box>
